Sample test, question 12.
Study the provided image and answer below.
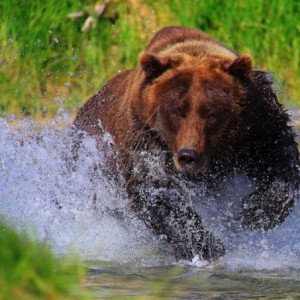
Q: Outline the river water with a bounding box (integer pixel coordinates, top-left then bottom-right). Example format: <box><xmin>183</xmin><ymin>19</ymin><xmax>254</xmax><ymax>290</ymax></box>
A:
<box><xmin>1</xmin><ymin>111</ymin><xmax>300</xmax><ymax>299</ymax></box>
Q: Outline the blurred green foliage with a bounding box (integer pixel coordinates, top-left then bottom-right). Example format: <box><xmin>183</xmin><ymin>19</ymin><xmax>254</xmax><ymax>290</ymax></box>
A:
<box><xmin>0</xmin><ymin>0</ymin><xmax>299</xmax><ymax>116</ymax></box>
<box><xmin>0</xmin><ymin>222</ymin><xmax>88</xmax><ymax>299</ymax></box>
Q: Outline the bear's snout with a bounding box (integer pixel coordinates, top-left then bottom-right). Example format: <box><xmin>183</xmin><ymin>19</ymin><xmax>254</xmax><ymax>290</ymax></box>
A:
<box><xmin>176</xmin><ymin>148</ymin><xmax>205</xmax><ymax>173</ymax></box>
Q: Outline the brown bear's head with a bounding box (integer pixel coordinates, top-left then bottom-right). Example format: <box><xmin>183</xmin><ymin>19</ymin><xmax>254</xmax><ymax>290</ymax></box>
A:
<box><xmin>138</xmin><ymin>53</ymin><xmax>251</xmax><ymax>174</ymax></box>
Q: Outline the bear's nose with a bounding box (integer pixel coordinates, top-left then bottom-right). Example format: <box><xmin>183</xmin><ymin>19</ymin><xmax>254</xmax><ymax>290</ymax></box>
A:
<box><xmin>177</xmin><ymin>148</ymin><xmax>202</xmax><ymax>169</ymax></box>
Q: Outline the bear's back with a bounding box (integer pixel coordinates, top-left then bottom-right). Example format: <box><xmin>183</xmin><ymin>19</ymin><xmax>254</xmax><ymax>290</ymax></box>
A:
<box><xmin>145</xmin><ymin>26</ymin><xmax>237</xmax><ymax>61</ymax></box>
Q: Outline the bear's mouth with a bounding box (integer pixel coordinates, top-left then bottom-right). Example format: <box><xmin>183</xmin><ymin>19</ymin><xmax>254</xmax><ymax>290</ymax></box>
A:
<box><xmin>174</xmin><ymin>148</ymin><xmax>207</xmax><ymax>174</ymax></box>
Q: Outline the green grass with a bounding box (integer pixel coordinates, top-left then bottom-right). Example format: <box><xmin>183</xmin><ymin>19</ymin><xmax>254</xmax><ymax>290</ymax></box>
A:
<box><xmin>0</xmin><ymin>0</ymin><xmax>299</xmax><ymax>114</ymax></box>
<box><xmin>0</xmin><ymin>221</ymin><xmax>88</xmax><ymax>300</ymax></box>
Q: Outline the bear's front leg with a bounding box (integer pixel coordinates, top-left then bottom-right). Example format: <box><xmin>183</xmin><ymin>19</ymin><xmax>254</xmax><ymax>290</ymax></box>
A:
<box><xmin>241</xmin><ymin>182</ymin><xmax>297</xmax><ymax>231</ymax></box>
<box><xmin>129</xmin><ymin>183</ymin><xmax>225</xmax><ymax>261</ymax></box>
<box><xmin>241</xmin><ymin>141</ymin><xmax>300</xmax><ymax>231</ymax></box>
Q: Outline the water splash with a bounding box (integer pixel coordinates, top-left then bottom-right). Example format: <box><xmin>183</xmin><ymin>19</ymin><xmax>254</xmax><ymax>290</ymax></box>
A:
<box><xmin>0</xmin><ymin>112</ymin><xmax>300</xmax><ymax>269</ymax></box>
<box><xmin>0</xmin><ymin>113</ymin><xmax>170</xmax><ymax>264</ymax></box>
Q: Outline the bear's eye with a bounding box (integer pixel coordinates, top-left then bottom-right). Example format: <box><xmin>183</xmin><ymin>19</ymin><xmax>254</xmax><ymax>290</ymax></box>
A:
<box><xmin>178</xmin><ymin>100</ymin><xmax>189</xmax><ymax>118</ymax></box>
<box><xmin>178</xmin><ymin>107</ymin><xmax>187</xmax><ymax>118</ymax></box>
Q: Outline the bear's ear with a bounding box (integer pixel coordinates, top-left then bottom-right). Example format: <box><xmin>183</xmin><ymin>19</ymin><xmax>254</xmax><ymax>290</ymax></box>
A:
<box><xmin>139</xmin><ymin>52</ymin><xmax>172</xmax><ymax>81</ymax></box>
<box><xmin>224</xmin><ymin>55</ymin><xmax>252</xmax><ymax>77</ymax></box>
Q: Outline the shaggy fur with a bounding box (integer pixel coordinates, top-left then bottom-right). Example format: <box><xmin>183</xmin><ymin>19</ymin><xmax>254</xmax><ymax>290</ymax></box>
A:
<box><xmin>74</xmin><ymin>26</ymin><xmax>300</xmax><ymax>261</ymax></box>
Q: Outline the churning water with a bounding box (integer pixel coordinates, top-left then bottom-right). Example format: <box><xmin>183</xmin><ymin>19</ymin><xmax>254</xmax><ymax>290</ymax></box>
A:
<box><xmin>1</xmin><ymin>110</ymin><xmax>300</xmax><ymax>298</ymax></box>
<box><xmin>0</xmin><ymin>111</ymin><xmax>172</xmax><ymax>265</ymax></box>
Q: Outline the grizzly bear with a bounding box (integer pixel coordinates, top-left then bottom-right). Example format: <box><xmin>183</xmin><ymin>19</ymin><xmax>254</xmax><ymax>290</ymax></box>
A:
<box><xmin>73</xmin><ymin>26</ymin><xmax>300</xmax><ymax>261</ymax></box>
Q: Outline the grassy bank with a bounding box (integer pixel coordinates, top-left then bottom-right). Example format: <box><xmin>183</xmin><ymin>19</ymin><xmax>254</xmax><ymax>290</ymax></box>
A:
<box><xmin>0</xmin><ymin>221</ymin><xmax>88</xmax><ymax>299</ymax></box>
<box><xmin>0</xmin><ymin>0</ymin><xmax>299</xmax><ymax>115</ymax></box>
